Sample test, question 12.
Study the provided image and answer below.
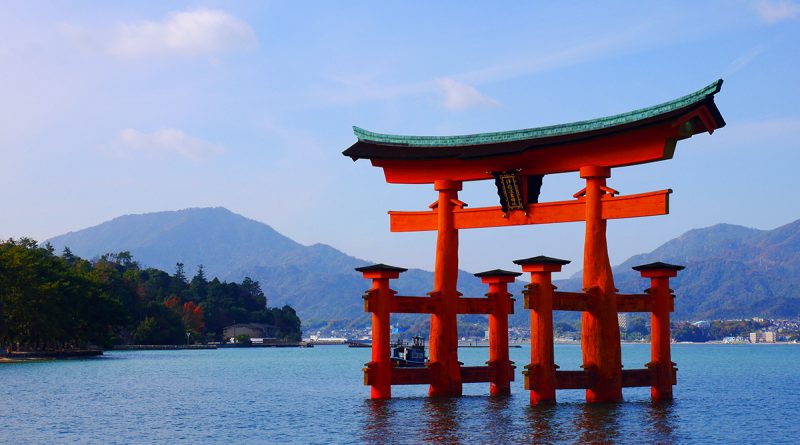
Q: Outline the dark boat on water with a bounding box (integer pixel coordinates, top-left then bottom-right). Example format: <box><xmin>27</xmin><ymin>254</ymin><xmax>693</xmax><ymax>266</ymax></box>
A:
<box><xmin>391</xmin><ymin>336</ymin><xmax>427</xmax><ymax>367</ymax></box>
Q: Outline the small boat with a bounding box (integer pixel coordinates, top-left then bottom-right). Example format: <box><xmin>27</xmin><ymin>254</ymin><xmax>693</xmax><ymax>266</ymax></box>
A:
<box><xmin>347</xmin><ymin>341</ymin><xmax>371</xmax><ymax>348</ymax></box>
<box><xmin>391</xmin><ymin>336</ymin><xmax>427</xmax><ymax>367</ymax></box>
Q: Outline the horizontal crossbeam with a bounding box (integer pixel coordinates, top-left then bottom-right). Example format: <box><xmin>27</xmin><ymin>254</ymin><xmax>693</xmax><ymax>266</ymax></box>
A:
<box><xmin>364</xmin><ymin>293</ymin><xmax>509</xmax><ymax>315</ymax></box>
<box><xmin>457</xmin><ymin>297</ymin><xmax>492</xmax><ymax>314</ymax></box>
<box><xmin>390</xmin><ymin>367</ymin><xmax>430</xmax><ymax>385</ymax></box>
<box><xmin>390</xmin><ymin>189</ymin><xmax>671</xmax><ymax>232</ymax></box>
<box><xmin>554</xmin><ymin>292</ymin><xmax>593</xmax><ymax>312</ymax></box>
<box><xmin>555</xmin><ymin>370</ymin><xmax>592</xmax><ymax>390</ymax></box>
<box><xmin>525</xmin><ymin>286</ymin><xmax>661</xmax><ymax>313</ymax></box>
<box><xmin>363</xmin><ymin>365</ymin><xmax>514</xmax><ymax>386</ymax></box>
<box><xmin>544</xmin><ymin>368</ymin><xmax>676</xmax><ymax>390</ymax></box>
<box><xmin>460</xmin><ymin>366</ymin><xmax>494</xmax><ymax>384</ymax></box>
<box><xmin>390</xmin><ymin>296</ymin><xmax>438</xmax><ymax>314</ymax></box>
<box><xmin>524</xmin><ymin>286</ymin><xmax>597</xmax><ymax>312</ymax></box>
<box><xmin>616</xmin><ymin>293</ymin><xmax>663</xmax><ymax>312</ymax></box>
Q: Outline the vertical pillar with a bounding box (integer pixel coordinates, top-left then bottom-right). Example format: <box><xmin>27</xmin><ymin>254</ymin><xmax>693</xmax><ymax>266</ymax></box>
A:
<box><xmin>429</xmin><ymin>179</ymin><xmax>463</xmax><ymax>397</ymax></box>
<box><xmin>514</xmin><ymin>256</ymin><xmax>571</xmax><ymax>404</ymax></box>
<box><xmin>356</xmin><ymin>263</ymin><xmax>407</xmax><ymax>399</ymax></box>
<box><xmin>475</xmin><ymin>269</ymin><xmax>521</xmax><ymax>396</ymax></box>
<box><xmin>579</xmin><ymin>165</ymin><xmax>623</xmax><ymax>403</ymax></box>
<box><xmin>633</xmin><ymin>261</ymin><xmax>684</xmax><ymax>402</ymax></box>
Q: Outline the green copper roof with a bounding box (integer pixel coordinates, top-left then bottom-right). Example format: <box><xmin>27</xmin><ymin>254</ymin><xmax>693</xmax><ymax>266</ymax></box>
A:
<box><xmin>354</xmin><ymin>80</ymin><xmax>722</xmax><ymax>147</ymax></box>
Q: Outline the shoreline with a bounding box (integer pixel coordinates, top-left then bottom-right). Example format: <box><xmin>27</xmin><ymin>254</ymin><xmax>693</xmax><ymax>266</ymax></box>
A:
<box><xmin>1</xmin><ymin>349</ymin><xmax>103</xmax><ymax>363</ymax></box>
<box><xmin>112</xmin><ymin>344</ymin><xmax>217</xmax><ymax>351</ymax></box>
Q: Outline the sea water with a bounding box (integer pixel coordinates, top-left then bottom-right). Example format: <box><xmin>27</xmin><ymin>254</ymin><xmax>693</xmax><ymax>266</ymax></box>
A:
<box><xmin>1</xmin><ymin>344</ymin><xmax>798</xmax><ymax>444</ymax></box>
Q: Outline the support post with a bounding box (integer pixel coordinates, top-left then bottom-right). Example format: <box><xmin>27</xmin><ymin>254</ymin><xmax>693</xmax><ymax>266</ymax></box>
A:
<box><xmin>579</xmin><ymin>165</ymin><xmax>623</xmax><ymax>403</ymax></box>
<box><xmin>356</xmin><ymin>263</ymin><xmax>407</xmax><ymax>399</ymax></box>
<box><xmin>429</xmin><ymin>179</ymin><xmax>463</xmax><ymax>397</ymax></box>
<box><xmin>515</xmin><ymin>256</ymin><xmax>570</xmax><ymax>404</ymax></box>
<box><xmin>475</xmin><ymin>269</ymin><xmax>521</xmax><ymax>396</ymax></box>
<box><xmin>633</xmin><ymin>262</ymin><xmax>685</xmax><ymax>402</ymax></box>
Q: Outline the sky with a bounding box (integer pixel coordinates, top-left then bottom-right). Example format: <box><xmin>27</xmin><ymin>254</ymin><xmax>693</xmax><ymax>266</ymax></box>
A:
<box><xmin>2</xmin><ymin>1</ymin><xmax>799</xmax><ymax>278</ymax></box>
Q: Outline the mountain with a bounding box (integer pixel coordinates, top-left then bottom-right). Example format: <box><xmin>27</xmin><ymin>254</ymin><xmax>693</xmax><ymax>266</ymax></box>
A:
<box><xmin>46</xmin><ymin>208</ymin><xmax>491</xmax><ymax>328</ymax></box>
<box><xmin>47</xmin><ymin>208</ymin><xmax>800</xmax><ymax>327</ymax></box>
<box><xmin>554</xmin><ymin>220</ymin><xmax>800</xmax><ymax>321</ymax></box>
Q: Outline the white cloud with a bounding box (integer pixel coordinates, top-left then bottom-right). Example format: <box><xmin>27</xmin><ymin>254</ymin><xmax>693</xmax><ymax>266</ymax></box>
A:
<box><xmin>105</xmin><ymin>128</ymin><xmax>225</xmax><ymax>161</ymax></box>
<box><xmin>436</xmin><ymin>78</ymin><xmax>499</xmax><ymax>111</ymax></box>
<box><xmin>109</xmin><ymin>8</ymin><xmax>257</xmax><ymax>57</ymax></box>
<box><xmin>753</xmin><ymin>0</ymin><xmax>800</xmax><ymax>23</ymax></box>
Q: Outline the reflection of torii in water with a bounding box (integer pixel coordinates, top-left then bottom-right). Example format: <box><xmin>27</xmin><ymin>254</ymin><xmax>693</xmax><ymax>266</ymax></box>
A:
<box><xmin>345</xmin><ymin>80</ymin><xmax>725</xmax><ymax>403</ymax></box>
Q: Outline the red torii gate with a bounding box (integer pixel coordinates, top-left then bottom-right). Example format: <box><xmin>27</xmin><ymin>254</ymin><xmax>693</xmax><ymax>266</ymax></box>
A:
<box><xmin>344</xmin><ymin>80</ymin><xmax>725</xmax><ymax>403</ymax></box>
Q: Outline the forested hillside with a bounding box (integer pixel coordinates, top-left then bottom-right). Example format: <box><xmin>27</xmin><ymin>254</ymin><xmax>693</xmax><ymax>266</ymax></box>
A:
<box><xmin>0</xmin><ymin>239</ymin><xmax>300</xmax><ymax>351</ymax></box>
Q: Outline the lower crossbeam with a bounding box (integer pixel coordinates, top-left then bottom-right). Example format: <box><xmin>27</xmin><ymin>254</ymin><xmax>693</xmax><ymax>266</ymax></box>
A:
<box><xmin>549</xmin><ymin>368</ymin><xmax>675</xmax><ymax>390</ymax></box>
<box><xmin>364</xmin><ymin>365</ymin><xmax>512</xmax><ymax>386</ymax></box>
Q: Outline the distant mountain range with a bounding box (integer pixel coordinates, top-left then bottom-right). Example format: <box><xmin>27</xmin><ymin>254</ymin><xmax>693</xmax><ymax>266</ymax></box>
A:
<box><xmin>599</xmin><ymin>220</ymin><xmax>800</xmax><ymax>320</ymax></box>
<box><xmin>46</xmin><ymin>208</ymin><xmax>490</xmax><ymax>328</ymax></box>
<box><xmin>47</xmin><ymin>207</ymin><xmax>800</xmax><ymax>327</ymax></box>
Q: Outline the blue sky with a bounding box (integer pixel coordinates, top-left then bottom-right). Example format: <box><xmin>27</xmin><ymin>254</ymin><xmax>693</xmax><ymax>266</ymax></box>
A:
<box><xmin>1</xmin><ymin>1</ymin><xmax>799</xmax><ymax>277</ymax></box>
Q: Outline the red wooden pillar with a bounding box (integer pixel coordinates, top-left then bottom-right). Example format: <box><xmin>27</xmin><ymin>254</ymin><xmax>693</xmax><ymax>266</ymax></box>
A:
<box><xmin>356</xmin><ymin>263</ymin><xmax>407</xmax><ymax>399</ymax></box>
<box><xmin>515</xmin><ymin>256</ymin><xmax>570</xmax><ymax>404</ymax></box>
<box><xmin>429</xmin><ymin>179</ymin><xmax>463</xmax><ymax>397</ymax></box>
<box><xmin>633</xmin><ymin>261</ymin><xmax>684</xmax><ymax>402</ymax></box>
<box><xmin>475</xmin><ymin>269</ymin><xmax>521</xmax><ymax>396</ymax></box>
<box><xmin>579</xmin><ymin>165</ymin><xmax>623</xmax><ymax>403</ymax></box>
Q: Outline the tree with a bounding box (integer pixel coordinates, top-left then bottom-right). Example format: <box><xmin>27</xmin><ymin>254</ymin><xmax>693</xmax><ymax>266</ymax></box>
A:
<box><xmin>182</xmin><ymin>301</ymin><xmax>204</xmax><ymax>334</ymax></box>
<box><xmin>132</xmin><ymin>304</ymin><xmax>185</xmax><ymax>345</ymax></box>
<box><xmin>174</xmin><ymin>262</ymin><xmax>187</xmax><ymax>284</ymax></box>
<box><xmin>235</xmin><ymin>334</ymin><xmax>252</xmax><ymax>345</ymax></box>
<box><xmin>189</xmin><ymin>265</ymin><xmax>208</xmax><ymax>302</ymax></box>
<box><xmin>273</xmin><ymin>305</ymin><xmax>302</xmax><ymax>341</ymax></box>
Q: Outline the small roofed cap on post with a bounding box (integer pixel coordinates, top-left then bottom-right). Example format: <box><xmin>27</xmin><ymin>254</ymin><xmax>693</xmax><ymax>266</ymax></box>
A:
<box><xmin>513</xmin><ymin>256</ymin><xmax>571</xmax><ymax>266</ymax></box>
<box><xmin>355</xmin><ymin>263</ymin><xmax>408</xmax><ymax>273</ymax></box>
<box><xmin>631</xmin><ymin>261</ymin><xmax>685</xmax><ymax>272</ymax></box>
<box><xmin>473</xmin><ymin>269</ymin><xmax>522</xmax><ymax>278</ymax></box>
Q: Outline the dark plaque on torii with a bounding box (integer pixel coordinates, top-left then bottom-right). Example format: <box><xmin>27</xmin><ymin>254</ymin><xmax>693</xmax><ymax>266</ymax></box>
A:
<box><xmin>491</xmin><ymin>170</ymin><xmax>544</xmax><ymax>215</ymax></box>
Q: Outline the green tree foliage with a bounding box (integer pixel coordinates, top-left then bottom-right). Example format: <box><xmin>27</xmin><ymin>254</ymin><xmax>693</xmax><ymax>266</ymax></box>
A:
<box><xmin>235</xmin><ymin>334</ymin><xmax>252</xmax><ymax>345</ymax></box>
<box><xmin>132</xmin><ymin>304</ymin><xmax>185</xmax><ymax>345</ymax></box>
<box><xmin>0</xmin><ymin>239</ymin><xmax>301</xmax><ymax>350</ymax></box>
<box><xmin>272</xmin><ymin>305</ymin><xmax>302</xmax><ymax>341</ymax></box>
<box><xmin>0</xmin><ymin>239</ymin><xmax>125</xmax><ymax>350</ymax></box>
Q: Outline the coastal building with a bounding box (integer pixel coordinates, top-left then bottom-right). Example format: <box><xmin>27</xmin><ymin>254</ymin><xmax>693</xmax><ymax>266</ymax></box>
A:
<box><xmin>618</xmin><ymin>313</ymin><xmax>629</xmax><ymax>331</ymax></box>
<box><xmin>749</xmin><ymin>331</ymin><xmax>776</xmax><ymax>343</ymax></box>
<box><xmin>307</xmin><ymin>334</ymin><xmax>348</xmax><ymax>345</ymax></box>
<box><xmin>723</xmin><ymin>336</ymin><xmax>748</xmax><ymax>343</ymax></box>
<box><xmin>223</xmin><ymin>323</ymin><xmax>276</xmax><ymax>341</ymax></box>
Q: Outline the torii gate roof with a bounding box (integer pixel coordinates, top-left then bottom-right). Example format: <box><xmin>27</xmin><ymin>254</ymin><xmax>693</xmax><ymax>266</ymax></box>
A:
<box><xmin>343</xmin><ymin>80</ymin><xmax>725</xmax><ymax>184</ymax></box>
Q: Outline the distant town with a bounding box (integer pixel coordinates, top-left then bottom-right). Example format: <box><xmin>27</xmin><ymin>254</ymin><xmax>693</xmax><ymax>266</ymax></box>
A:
<box><xmin>304</xmin><ymin>317</ymin><xmax>800</xmax><ymax>345</ymax></box>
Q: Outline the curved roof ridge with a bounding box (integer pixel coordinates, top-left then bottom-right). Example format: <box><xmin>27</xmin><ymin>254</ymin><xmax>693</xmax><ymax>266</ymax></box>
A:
<box><xmin>353</xmin><ymin>79</ymin><xmax>723</xmax><ymax>148</ymax></box>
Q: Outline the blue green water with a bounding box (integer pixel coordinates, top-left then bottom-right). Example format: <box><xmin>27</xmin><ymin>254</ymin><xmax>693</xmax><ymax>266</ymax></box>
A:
<box><xmin>1</xmin><ymin>344</ymin><xmax>798</xmax><ymax>444</ymax></box>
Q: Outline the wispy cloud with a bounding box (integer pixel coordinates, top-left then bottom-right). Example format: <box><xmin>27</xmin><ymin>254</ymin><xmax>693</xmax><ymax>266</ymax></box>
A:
<box><xmin>436</xmin><ymin>78</ymin><xmax>499</xmax><ymax>111</ymax></box>
<box><xmin>721</xmin><ymin>45</ymin><xmax>766</xmax><ymax>77</ymax></box>
<box><xmin>320</xmin><ymin>27</ymin><xmax>646</xmax><ymax>109</ymax></box>
<box><xmin>753</xmin><ymin>0</ymin><xmax>800</xmax><ymax>23</ymax></box>
<box><xmin>104</xmin><ymin>128</ymin><xmax>225</xmax><ymax>161</ymax></box>
<box><xmin>457</xmin><ymin>33</ymin><xmax>638</xmax><ymax>86</ymax></box>
<box><xmin>61</xmin><ymin>8</ymin><xmax>257</xmax><ymax>58</ymax></box>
